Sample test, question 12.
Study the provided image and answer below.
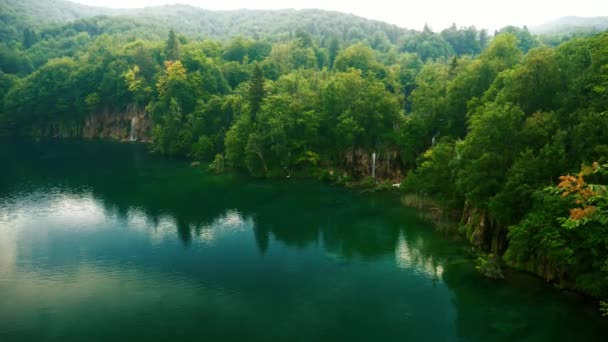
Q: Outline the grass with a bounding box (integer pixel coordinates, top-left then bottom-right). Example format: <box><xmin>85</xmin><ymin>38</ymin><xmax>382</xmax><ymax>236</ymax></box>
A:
<box><xmin>401</xmin><ymin>193</ymin><xmax>458</xmax><ymax>233</ymax></box>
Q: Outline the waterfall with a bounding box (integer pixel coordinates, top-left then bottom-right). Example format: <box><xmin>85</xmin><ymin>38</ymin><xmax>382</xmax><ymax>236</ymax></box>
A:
<box><xmin>432</xmin><ymin>131</ymin><xmax>440</xmax><ymax>147</ymax></box>
<box><xmin>371</xmin><ymin>152</ymin><xmax>377</xmax><ymax>178</ymax></box>
<box><xmin>129</xmin><ymin>117</ymin><xmax>136</xmax><ymax>142</ymax></box>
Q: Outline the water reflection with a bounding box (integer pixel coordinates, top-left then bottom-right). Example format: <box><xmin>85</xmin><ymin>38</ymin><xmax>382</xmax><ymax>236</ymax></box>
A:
<box><xmin>0</xmin><ymin>192</ymin><xmax>259</xmax><ymax>270</ymax></box>
<box><xmin>395</xmin><ymin>232</ymin><xmax>444</xmax><ymax>280</ymax></box>
<box><xmin>0</xmin><ymin>228</ymin><xmax>16</xmax><ymax>277</ymax></box>
<box><xmin>0</xmin><ymin>185</ymin><xmax>460</xmax><ymax>341</ymax></box>
<box><xmin>192</xmin><ymin>210</ymin><xmax>254</xmax><ymax>247</ymax></box>
<box><xmin>1</xmin><ymin>141</ymin><xmax>607</xmax><ymax>341</ymax></box>
<box><xmin>0</xmin><ymin>179</ymin><xmax>450</xmax><ymax>288</ymax></box>
<box><xmin>126</xmin><ymin>207</ymin><xmax>254</xmax><ymax>246</ymax></box>
<box><xmin>1</xmin><ymin>186</ymin><xmax>436</xmax><ymax>267</ymax></box>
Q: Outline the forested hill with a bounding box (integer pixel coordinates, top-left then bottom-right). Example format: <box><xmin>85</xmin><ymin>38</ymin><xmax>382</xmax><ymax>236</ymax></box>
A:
<box><xmin>531</xmin><ymin>16</ymin><xmax>608</xmax><ymax>35</ymax></box>
<box><xmin>4</xmin><ymin>0</ymin><xmax>607</xmax><ymax>44</ymax></box>
<box><xmin>1</xmin><ymin>0</ymin><xmax>409</xmax><ymax>43</ymax></box>
<box><xmin>1</xmin><ymin>0</ymin><xmax>499</xmax><ymax>75</ymax></box>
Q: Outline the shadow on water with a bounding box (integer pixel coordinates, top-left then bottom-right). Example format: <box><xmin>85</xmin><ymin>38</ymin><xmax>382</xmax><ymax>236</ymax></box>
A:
<box><xmin>1</xmin><ymin>140</ymin><xmax>607</xmax><ymax>341</ymax></box>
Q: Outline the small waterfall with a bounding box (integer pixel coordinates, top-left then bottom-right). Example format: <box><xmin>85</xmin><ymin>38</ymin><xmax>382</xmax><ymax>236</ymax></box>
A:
<box><xmin>432</xmin><ymin>131</ymin><xmax>440</xmax><ymax>147</ymax></box>
<box><xmin>371</xmin><ymin>152</ymin><xmax>377</xmax><ymax>178</ymax></box>
<box><xmin>129</xmin><ymin>117</ymin><xmax>136</xmax><ymax>142</ymax></box>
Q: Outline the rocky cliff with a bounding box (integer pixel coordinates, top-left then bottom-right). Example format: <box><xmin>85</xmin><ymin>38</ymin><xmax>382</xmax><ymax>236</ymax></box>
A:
<box><xmin>83</xmin><ymin>104</ymin><xmax>152</xmax><ymax>142</ymax></box>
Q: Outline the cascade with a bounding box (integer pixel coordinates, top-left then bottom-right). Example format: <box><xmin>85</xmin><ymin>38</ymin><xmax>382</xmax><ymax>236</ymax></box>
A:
<box><xmin>129</xmin><ymin>117</ymin><xmax>136</xmax><ymax>141</ymax></box>
<box><xmin>432</xmin><ymin>131</ymin><xmax>440</xmax><ymax>147</ymax></box>
<box><xmin>371</xmin><ymin>152</ymin><xmax>377</xmax><ymax>178</ymax></box>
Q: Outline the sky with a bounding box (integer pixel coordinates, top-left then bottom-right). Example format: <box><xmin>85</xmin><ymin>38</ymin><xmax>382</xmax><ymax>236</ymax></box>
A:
<box><xmin>70</xmin><ymin>0</ymin><xmax>608</xmax><ymax>31</ymax></box>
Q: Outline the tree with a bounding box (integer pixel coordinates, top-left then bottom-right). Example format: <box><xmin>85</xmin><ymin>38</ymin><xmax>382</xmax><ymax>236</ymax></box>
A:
<box><xmin>22</xmin><ymin>28</ymin><xmax>37</xmax><ymax>49</ymax></box>
<box><xmin>152</xmin><ymin>98</ymin><xmax>192</xmax><ymax>157</ymax></box>
<box><xmin>405</xmin><ymin>138</ymin><xmax>458</xmax><ymax>202</ymax></box>
<box><xmin>409</xmin><ymin>62</ymin><xmax>449</xmax><ymax>138</ymax></box>
<box><xmin>333</xmin><ymin>43</ymin><xmax>382</xmax><ymax>76</ymax></box>
<box><xmin>496</xmin><ymin>26</ymin><xmax>539</xmax><ymax>53</ymax></box>
<box><xmin>248</xmin><ymin>63</ymin><xmax>265</xmax><ymax>122</ymax></box>
<box><xmin>328</xmin><ymin>36</ymin><xmax>340</xmax><ymax>68</ymax></box>
<box><xmin>440</xmin><ymin>25</ymin><xmax>481</xmax><ymax>56</ymax></box>
<box><xmin>321</xmin><ymin>69</ymin><xmax>401</xmax><ymax>153</ymax></box>
<box><xmin>223</xmin><ymin>37</ymin><xmax>250</xmax><ymax>63</ymax></box>
<box><xmin>505</xmin><ymin>163</ymin><xmax>608</xmax><ymax>298</ymax></box>
<box><xmin>456</xmin><ymin>102</ymin><xmax>525</xmax><ymax>207</ymax></box>
<box><xmin>479</xmin><ymin>29</ymin><xmax>489</xmax><ymax>50</ymax></box>
<box><xmin>165</xmin><ymin>28</ymin><xmax>180</xmax><ymax>61</ymax></box>
<box><xmin>401</xmin><ymin>31</ymin><xmax>455</xmax><ymax>61</ymax></box>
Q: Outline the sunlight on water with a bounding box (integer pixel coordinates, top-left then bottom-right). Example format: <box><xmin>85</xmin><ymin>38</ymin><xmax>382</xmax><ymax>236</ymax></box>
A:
<box><xmin>0</xmin><ymin>228</ymin><xmax>17</xmax><ymax>277</ymax></box>
<box><xmin>46</xmin><ymin>192</ymin><xmax>106</xmax><ymax>227</ymax></box>
<box><xmin>126</xmin><ymin>207</ymin><xmax>254</xmax><ymax>245</ymax></box>
<box><xmin>395</xmin><ymin>232</ymin><xmax>444</xmax><ymax>280</ymax></box>
<box><xmin>0</xmin><ymin>190</ymin><xmax>105</xmax><ymax>231</ymax></box>
<box><xmin>194</xmin><ymin>210</ymin><xmax>254</xmax><ymax>246</ymax></box>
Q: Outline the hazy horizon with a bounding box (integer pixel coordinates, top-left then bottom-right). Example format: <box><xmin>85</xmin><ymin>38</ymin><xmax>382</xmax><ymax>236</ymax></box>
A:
<box><xmin>69</xmin><ymin>0</ymin><xmax>608</xmax><ymax>31</ymax></box>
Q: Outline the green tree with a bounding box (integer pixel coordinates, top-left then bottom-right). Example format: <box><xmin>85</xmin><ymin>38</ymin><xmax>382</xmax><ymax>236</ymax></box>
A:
<box><xmin>165</xmin><ymin>28</ymin><xmax>180</xmax><ymax>61</ymax></box>
<box><xmin>456</xmin><ymin>102</ymin><xmax>525</xmax><ymax>208</ymax></box>
<box><xmin>248</xmin><ymin>63</ymin><xmax>265</xmax><ymax>122</ymax></box>
<box><xmin>152</xmin><ymin>98</ymin><xmax>192</xmax><ymax>157</ymax></box>
<box><xmin>496</xmin><ymin>25</ymin><xmax>539</xmax><ymax>53</ymax></box>
<box><xmin>334</xmin><ymin>43</ymin><xmax>383</xmax><ymax>76</ymax></box>
<box><xmin>405</xmin><ymin>138</ymin><xmax>458</xmax><ymax>203</ymax></box>
<box><xmin>328</xmin><ymin>36</ymin><xmax>340</xmax><ymax>68</ymax></box>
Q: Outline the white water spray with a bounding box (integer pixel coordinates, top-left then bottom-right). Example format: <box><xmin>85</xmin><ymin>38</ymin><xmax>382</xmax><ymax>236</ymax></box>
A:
<box><xmin>371</xmin><ymin>152</ymin><xmax>377</xmax><ymax>178</ymax></box>
<box><xmin>129</xmin><ymin>117</ymin><xmax>136</xmax><ymax>141</ymax></box>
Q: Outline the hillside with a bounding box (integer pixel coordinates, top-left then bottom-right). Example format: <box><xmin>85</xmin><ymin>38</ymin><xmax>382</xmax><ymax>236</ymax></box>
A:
<box><xmin>531</xmin><ymin>16</ymin><xmax>608</xmax><ymax>35</ymax></box>
<box><xmin>1</xmin><ymin>0</ymin><xmax>411</xmax><ymax>43</ymax></box>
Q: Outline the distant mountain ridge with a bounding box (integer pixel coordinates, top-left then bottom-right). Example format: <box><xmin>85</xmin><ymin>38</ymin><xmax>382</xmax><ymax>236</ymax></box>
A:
<box><xmin>1</xmin><ymin>0</ymin><xmax>411</xmax><ymax>43</ymax></box>
<box><xmin>531</xmin><ymin>16</ymin><xmax>608</xmax><ymax>35</ymax></box>
<box><xmin>2</xmin><ymin>0</ymin><xmax>606</xmax><ymax>45</ymax></box>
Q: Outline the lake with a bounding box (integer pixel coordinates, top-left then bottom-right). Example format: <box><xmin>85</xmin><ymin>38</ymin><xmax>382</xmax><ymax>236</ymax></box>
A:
<box><xmin>0</xmin><ymin>140</ymin><xmax>606</xmax><ymax>341</ymax></box>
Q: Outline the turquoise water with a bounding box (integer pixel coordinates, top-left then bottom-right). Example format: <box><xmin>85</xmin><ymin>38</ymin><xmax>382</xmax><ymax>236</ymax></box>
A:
<box><xmin>0</xmin><ymin>140</ymin><xmax>606</xmax><ymax>341</ymax></box>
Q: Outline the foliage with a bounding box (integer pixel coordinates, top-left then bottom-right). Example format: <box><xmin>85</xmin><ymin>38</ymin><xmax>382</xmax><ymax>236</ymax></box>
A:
<box><xmin>404</xmin><ymin>138</ymin><xmax>457</xmax><ymax>202</ymax></box>
<box><xmin>3</xmin><ymin>0</ymin><xmax>608</xmax><ymax>304</ymax></box>
<box><xmin>475</xmin><ymin>253</ymin><xmax>504</xmax><ymax>279</ymax></box>
<box><xmin>505</xmin><ymin>163</ymin><xmax>608</xmax><ymax>297</ymax></box>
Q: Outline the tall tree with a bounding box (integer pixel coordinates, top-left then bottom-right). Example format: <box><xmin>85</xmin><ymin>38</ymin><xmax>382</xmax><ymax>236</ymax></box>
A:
<box><xmin>249</xmin><ymin>63</ymin><xmax>265</xmax><ymax>122</ymax></box>
<box><xmin>22</xmin><ymin>28</ymin><xmax>36</xmax><ymax>49</ymax></box>
<box><xmin>328</xmin><ymin>36</ymin><xmax>340</xmax><ymax>68</ymax></box>
<box><xmin>165</xmin><ymin>29</ymin><xmax>180</xmax><ymax>61</ymax></box>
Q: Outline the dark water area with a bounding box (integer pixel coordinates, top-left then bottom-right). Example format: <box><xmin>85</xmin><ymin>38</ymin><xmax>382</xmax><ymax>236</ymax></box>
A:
<box><xmin>0</xmin><ymin>140</ymin><xmax>606</xmax><ymax>341</ymax></box>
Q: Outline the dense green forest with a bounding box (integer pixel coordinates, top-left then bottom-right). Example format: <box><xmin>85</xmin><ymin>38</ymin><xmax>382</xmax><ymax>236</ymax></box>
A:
<box><xmin>1</xmin><ymin>0</ymin><xmax>608</xmax><ymax>309</ymax></box>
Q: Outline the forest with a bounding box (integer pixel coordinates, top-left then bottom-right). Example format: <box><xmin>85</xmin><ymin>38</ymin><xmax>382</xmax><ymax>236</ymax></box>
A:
<box><xmin>1</xmin><ymin>0</ymin><xmax>608</xmax><ymax>310</ymax></box>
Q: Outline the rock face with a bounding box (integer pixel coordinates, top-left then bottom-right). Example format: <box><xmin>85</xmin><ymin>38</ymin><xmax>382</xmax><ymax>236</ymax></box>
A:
<box><xmin>504</xmin><ymin>257</ymin><xmax>563</xmax><ymax>283</ymax></box>
<box><xmin>461</xmin><ymin>204</ymin><xmax>507</xmax><ymax>255</ymax></box>
<box><xmin>342</xmin><ymin>149</ymin><xmax>403</xmax><ymax>180</ymax></box>
<box><xmin>83</xmin><ymin>104</ymin><xmax>152</xmax><ymax>141</ymax></box>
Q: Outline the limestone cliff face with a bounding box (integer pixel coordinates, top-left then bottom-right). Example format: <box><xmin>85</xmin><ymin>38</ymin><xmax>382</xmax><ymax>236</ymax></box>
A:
<box><xmin>504</xmin><ymin>256</ymin><xmax>563</xmax><ymax>283</ymax></box>
<box><xmin>342</xmin><ymin>149</ymin><xmax>403</xmax><ymax>180</ymax></box>
<box><xmin>83</xmin><ymin>104</ymin><xmax>152</xmax><ymax>142</ymax></box>
<box><xmin>461</xmin><ymin>204</ymin><xmax>507</xmax><ymax>255</ymax></box>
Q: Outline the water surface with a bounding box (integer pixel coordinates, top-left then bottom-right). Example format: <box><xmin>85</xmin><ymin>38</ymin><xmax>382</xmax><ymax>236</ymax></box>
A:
<box><xmin>0</xmin><ymin>141</ymin><xmax>606</xmax><ymax>341</ymax></box>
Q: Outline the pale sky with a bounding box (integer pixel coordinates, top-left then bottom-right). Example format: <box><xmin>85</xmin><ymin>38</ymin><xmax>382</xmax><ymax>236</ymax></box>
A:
<box><xmin>70</xmin><ymin>0</ymin><xmax>608</xmax><ymax>31</ymax></box>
